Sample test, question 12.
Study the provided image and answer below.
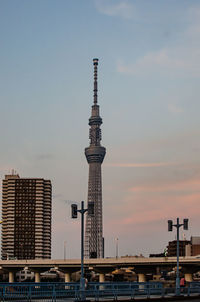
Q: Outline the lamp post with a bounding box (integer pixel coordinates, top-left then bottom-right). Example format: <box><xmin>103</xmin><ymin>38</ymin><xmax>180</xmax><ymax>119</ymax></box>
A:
<box><xmin>115</xmin><ymin>238</ymin><xmax>119</xmax><ymax>259</ymax></box>
<box><xmin>168</xmin><ymin>218</ymin><xmax>188</xmax><ymax>296</ymax></box>
<box><xmin>64</xmin><ymin>241</ymin><xmax>67</xmax><ymax>260</ymax></box>
<box><xmin>71</xmin><ymin>201</ymin><xmax>94</xmax><ymax>301</ymax></box>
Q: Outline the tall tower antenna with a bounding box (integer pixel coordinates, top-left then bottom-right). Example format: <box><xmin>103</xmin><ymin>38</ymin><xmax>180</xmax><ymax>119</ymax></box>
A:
<box><xmin>93</xmin><ymin>58</ymin><xmax>98</xmax><ymax>105</ymax></box>
<box><xmin>85</xmin><ymin>59</ymin><xmax>106</xmax><ymax>258</ymax></box>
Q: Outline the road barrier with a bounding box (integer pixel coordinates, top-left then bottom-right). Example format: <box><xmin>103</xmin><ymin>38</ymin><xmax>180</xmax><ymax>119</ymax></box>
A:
<box><xmin>0</xmin><ymin>281</ymin><xmax>200</xmax><ymax>301</ymax></box>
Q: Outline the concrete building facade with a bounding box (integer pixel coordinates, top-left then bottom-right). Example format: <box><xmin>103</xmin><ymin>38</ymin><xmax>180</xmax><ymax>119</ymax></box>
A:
<box><xmin>185</xmin><ymin>236</ymin><xmax>200</xmax><ymax>256</ymax></box>
<box><xmin>1</xmin><ymin>174</ymin><xmax>52</xmax><ymax>260</ymax></box>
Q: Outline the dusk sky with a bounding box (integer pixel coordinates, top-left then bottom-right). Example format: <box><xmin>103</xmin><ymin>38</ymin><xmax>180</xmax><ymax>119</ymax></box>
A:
<box><xmin>0</xmin><ymin>0</ymin><xmax>200</xmax><ymax>259</ymax></box>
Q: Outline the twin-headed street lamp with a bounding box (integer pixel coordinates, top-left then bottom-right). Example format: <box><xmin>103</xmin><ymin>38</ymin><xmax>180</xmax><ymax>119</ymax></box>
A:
<box><xmin>71</xmin><ymin>201</ymin><xmax>94</xmax><ymax>300</ymax></box>
<box><xmin>168</xmin><ymin>218</ymin><xmax>189</xmax><ymax>296</ymax></box>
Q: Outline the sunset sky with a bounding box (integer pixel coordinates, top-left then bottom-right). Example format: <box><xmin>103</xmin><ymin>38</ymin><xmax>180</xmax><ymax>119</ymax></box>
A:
<box><xmin>0</xmin><ymin>0</ymin><xmax>200</xmax><ymax>258</ymax></box>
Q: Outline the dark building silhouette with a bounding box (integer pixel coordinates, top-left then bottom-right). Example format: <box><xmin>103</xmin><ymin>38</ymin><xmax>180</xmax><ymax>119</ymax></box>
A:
<box><xmin>85</xmin><ymin>59</ymin><xmax>106</xmax><ymax>258</ymax></box>
<box><xmin>167</xmin><ymin>240</ymin><xmax>190</xmax><ymax>257</ymax></box>
<box><xmin>1</xmin><ymin>174</ymin><xmax>52</xmax><ymax>259</ymax></box>
<box><xmin>149</xmin><ymin>253</ymin><xmax>165</xmax><ymax>257</ymax></box>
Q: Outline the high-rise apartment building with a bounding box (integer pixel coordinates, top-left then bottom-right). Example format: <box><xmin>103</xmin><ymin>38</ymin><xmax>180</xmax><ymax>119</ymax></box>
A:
<box><xmin>1</xmin><ymin>174</ymin><xmax>52</xmax><ymax>260</ymax></box>
<box><xmin>85</xmin><ymin>59</ymin><xmax>106</xmax><ymax>258</ymax></box>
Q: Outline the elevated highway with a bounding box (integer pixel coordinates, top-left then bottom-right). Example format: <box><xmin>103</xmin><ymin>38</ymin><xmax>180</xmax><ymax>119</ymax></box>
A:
<box><xmin>0</xmin><ymin>256</ymin><xmax>200</xmax><ymax>283</ymax></box>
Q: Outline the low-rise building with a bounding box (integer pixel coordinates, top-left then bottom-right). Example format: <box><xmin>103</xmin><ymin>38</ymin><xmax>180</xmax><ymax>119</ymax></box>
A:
<box><xmin>167</xmin><ymin>240</ymin><xmax>190</xmax><ymax>257</ymax></box>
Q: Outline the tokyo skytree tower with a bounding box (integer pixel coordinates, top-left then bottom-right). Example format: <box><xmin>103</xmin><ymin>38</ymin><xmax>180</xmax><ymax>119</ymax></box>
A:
<box><xmin>85</xmin><ymin>59</ymin><xmax>106</xmax><ymax>259</ymax></box>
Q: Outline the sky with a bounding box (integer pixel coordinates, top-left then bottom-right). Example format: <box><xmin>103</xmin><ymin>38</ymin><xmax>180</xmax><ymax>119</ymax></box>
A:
<box><xmin>0</xmin><ymin>0</ymin><xmax>200</xmax><ymax>259</ymax></box>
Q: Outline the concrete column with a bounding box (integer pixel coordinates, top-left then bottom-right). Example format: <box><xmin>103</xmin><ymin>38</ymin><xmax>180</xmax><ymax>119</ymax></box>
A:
<box><xmin>185</xmin><ymin>273</ymin><xmax>193</xmax><ymax>282</ymax></box>
<box><xmin>65</xmin><ymin>272</ymin><xmax>71</xmax><ymax>283</ymax></box>
<box><xmin>138</xmin><ymin>273</ymin><xmax>146</xmax><ymax>283</ymax></box>
<box><xmin>156</xmin><ymin>266</ymin><xmax>160</xmax><ymax>274</ymax></box>
<box><xmin>35</xmin><ymin>271</ymin><xmax>40</xmax><ymax>283</ymax></box>
<box><xmin>9</xmin><ymin>271</ymin><xmax>14</xmax><ymax>283</ymax></box>
<box><xmin>99</xmin><ymin>273</ymin><xmax>105</xmax><ymax>282</ymax></box>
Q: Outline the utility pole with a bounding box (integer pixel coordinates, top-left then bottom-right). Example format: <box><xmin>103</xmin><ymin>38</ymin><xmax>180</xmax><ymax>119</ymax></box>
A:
<box><xmin>168</xmin><ymin>218</ymin><xmax>188</xmax><ymax>296</ymax></box>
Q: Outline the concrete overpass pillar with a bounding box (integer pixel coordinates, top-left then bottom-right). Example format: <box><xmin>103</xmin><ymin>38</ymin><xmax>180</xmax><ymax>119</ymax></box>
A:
<box><xmin>65</xmin><ymin>272</ymin><xmax>71</xmax><ymax>282</ymax></box>
<box><xmin>185</xmin><ymin>273</ymin><xmax>193</xmax><ymax>282</ymax></box>
<box><xmin>138</xmin><ymin>273</ymin><xmax>146</xmax><ymax>283</ymax></box>
<box><xmin>35</xmin><ymin>271</ymin><xmax>40</xmax><ymax>283</ymax></box>
<box><xmin>99</xmin><ymin>273</ymin><xmax>105</xmax><ymax>283</ymax></box>
<box><xmin>182</xmin><ymin>265</ymin><xmax>197</xmax><ymax>283</ymax></box>
<box><xmin>9</xmin><ymin>271</ymin><xmax>14</xmax><ymax>283</ymax></box>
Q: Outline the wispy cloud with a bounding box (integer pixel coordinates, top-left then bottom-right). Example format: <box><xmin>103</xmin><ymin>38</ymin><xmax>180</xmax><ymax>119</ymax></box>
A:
<box><xmin>106</xmin><ymin>188</ymin><xmax>200</xmax><ymax>231</ymax></box>
<box><xmin>116</xmin><ymin>6</ymin><xmax>200</xmax><ymax>77</ymax></box>
<box><xmin>106</xmin><ymin>162</ymin><xmax>175</xmax><ymax>168</ymax></box>
<box><xmin>53</xmin><ymin>194</ymin><xmax>77</xmax><ymax>205</ymax></box>
<box><xmin>35</xmin><ymin>153</ymin><xmax>54</xmax><ymax>160</ymax></box>
<box><xmin>129</xmin><ymin>177</ymin><xmax>200</xmax><ymax>193</ymax></box>
<box><xmin>120</xmin><ymin>194</ymin><xmax>200</xmax><ymax>227</ymax></box>
<box><xmin>168</xmin><ymin>104</ymin><xmax>184</xmax><ymax>114</ymax></box>
<box><xmin>95</xmin><ymin>0</ymin><xmax>135</xmax><ymax>19</ymax></box>
<box><xmin>117</xmin><ymin>50</ymin><xmax>177</xmax><ymax>74</ymax></box>
<box><xmin>117</xmin><ymin>48</ymin><xmax>200</xmax><ymax>77</ymax></box>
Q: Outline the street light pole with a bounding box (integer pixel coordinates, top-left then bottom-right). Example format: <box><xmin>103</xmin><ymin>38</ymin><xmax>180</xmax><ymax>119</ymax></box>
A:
<box><xmin>115</xmin><ymin>238</ymin><xmax>119</xmax><ymax>259</ymax></box>
<box><xmin>64</xmin><ymin>241</ymin><xmax>67</xmax><ymax>260</ymax></box>
<box><xmin>176</xmin><ymin>218</ymin><xmax>180</xmax><ymax>295</ymax></box>
<box><xmin>71</xmin><ymin>201</ymin><xmax>89</xmax><ymax>301</ymax></box>
<box><xmin>80</xmin><ymin>201</ymin><xmax>87</xmax><ymax>294</ymax></box>
<box><xmin>168</xmin><ymin>217</ymin><xmax>188</xmax><ymax>296</ymax></box>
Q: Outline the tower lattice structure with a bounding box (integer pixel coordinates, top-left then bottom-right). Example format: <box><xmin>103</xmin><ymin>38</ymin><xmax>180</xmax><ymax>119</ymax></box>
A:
<box><xmin>85</xmin><ymin>59</ymin><xmax>106</xmax><ymax>259</ymax></box>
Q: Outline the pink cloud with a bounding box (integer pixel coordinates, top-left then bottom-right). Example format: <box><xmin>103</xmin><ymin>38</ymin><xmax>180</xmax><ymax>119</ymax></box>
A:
<box><xmin>107</xmin><ymin>191</ymin><xmax>200</xmax><ymax>229</ymax></box>
<box><xmin>129</xmin><ymin>177</ymin><xmax>200</xmax><ymax>193</ymax></box>
<box><xmin>104</xmin><ymin>172</ymin><xmax>200</xmax><ymax>237</ymax></box>
<box><xmin>105</xmin><ymin>162</ymin><xmax>175</xmax><ymax>168</ymax></box>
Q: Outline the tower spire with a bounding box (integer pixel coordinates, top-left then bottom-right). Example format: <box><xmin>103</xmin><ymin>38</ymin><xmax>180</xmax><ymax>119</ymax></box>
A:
<box><xmin>93</xmin><ymin>58</ymin><xmax>98</xmax><ymax>105</ymax></box>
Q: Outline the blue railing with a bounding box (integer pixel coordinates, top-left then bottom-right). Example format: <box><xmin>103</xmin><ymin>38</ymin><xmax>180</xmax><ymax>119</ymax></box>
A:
<box><xmin>0</xmin><ymin>281</ymin><xmax>199</xmax><ymax>301</ymax></box>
